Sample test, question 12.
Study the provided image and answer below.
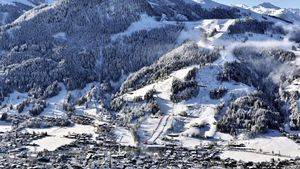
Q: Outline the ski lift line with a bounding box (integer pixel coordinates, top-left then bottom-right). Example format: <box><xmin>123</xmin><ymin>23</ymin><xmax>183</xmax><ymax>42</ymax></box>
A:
<box><xmin>145</xmin><ymin>116</ymin><xmax>164</xmax><ymax>144</ymax></box>
<box><xmin>146</xmin><ymin>114</ymin><xmax>171</xmax><ymax>144</ymax></box>
<box><xmin>152</xmin><ymin>115</ymin><xmax>171</xmax><ymax>143</ymax></box>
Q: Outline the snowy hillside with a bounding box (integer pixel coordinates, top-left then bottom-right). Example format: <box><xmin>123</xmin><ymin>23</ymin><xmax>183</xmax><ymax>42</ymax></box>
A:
<box><xmin>0</xmin><ymin>0</ymin><xmax>54</xmax><ymax>25</ymax></box>
<box><xmin>0</xmin><ymin>0</ymin><xmax>53</xmax><ymax>6</ymax></box>
<box><xmin>247</xmin><ymin>2</ymin><xmax>300</xmax><ymax>24</ymax></box>
<box><xmin>0</xmin><ymin>0</ymin><xmax>300</xmax><ymax>168</ymax></box>
<box><xmin>0</xmin><ymin>0</ymin><xmax>35</xmax><ymax>6</ymax></box>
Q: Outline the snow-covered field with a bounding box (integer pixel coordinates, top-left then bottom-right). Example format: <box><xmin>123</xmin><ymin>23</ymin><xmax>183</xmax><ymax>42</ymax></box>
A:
<box><xmin>114</xmin><ymin>127</ymin><xmax>137</xmax><ymax>147</ymax></box>
<box><xmin>221</xmin><ymin>130</ymin><xmax>300</xmax><ymax>162</ymax></box>
<box><xmin>0</xmin><ymin>121</ymin><xmax>12</xmax><ymax>133</ymax></box>
<box><xmin>25</xmin><ymin>124</ymin><xmax>96</xmax><ymax>152</ymax></box>
<box><xmin>238</xmin><ymin>136</ymin><xmax>300</xmax><ymax>158</ymax></box>
<box><xmin>220</xmin><ymin>150</ymin><xmax>291</xmax><ymax>163</ymax></box>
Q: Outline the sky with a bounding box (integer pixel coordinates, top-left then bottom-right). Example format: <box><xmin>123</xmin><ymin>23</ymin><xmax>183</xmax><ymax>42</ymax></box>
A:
<box><xmin>214</xmin><ymin>0</ymin><xmax>300</xmax><ymax>9</ymax></box>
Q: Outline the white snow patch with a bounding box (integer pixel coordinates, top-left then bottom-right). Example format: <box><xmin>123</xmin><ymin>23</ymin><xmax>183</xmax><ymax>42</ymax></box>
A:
<box><xmin>26</xmin><ymin>124</ymin><xmax>96</xmax><ymax>152</ymax></box>
<box><xmin>13</xmin><ymin>4</ymin><xmax>53</xmax><ymax>23</ymax></box>
<box><xmin>111</xmin><ymin>14</ymin><xmax>168</xmax><ymax>40</ymax></box>
<box><xmin>220</xmin><ymin>150</ymin><xmax>290</xmax><ymax>162</ymax></box>
<box><xmin>0</xmin><ymin>0</ymin><xmax>35</xmax><ymax>6</ymax></box>
<box><xmin>183</xmin><ymin>0</ymin><xmax>227</xmax><ymax>10</ymax></box>
<box><xmin>171</xmin><ymin>66</ymin><xmax>196</xmax><ymax>80</ymax></box>
<box><xmin>139</xmin><ymin>116</ymin><xmax>161</xmax><ymax>141</ymax></box>
<box><xmin>115</xmin><ymin>127</ymin><xmax>137</xmax><ymax>147</ymax></box>
<box><xmin>0</xmin><ymin>91</ymin><xmax>28</xmax><ymax>115</ymax></box>
<box><xmin>285</xmin><ymin>79</ymin><xmax>300</xmax><ymax>93</ymax></box>
<box><xmin>184</xmin><ymin>106</ymin><xmax>218</xmax><ymax>138</ymax></box>
<box><xmin>0</xmin><ymin>0</ymin><xmax>54</xmax><ymax>6</ymax></box>
<box><xmin>42</xmin><ymin>83</ymin><xmax>95</xmax><ymax>117</ymax></box>
<box><xmin>53</xmin><ymin>32</ymin><xmax>67</xmax><ymax>40</ymax></box>
<box><xmin>1</xmin><ymin>91</ymin><xmax>28</xmax><ymax>109</ymax></box>
<box><xmin>124</xmin><ymin>66</ymin><xmax>197</xmax><ymax>102</ymax></box>
<box><xmin>214</xmin><ymin>132</ymin><xmax>234</xmax><ymax>141</ymax></box>
<box><xmin>0</xmin><ymin>121</ymin><xmax>12</xmax><ymax>133</ymax></box>
<box><xmin>236</xmin><ymin>134</ymin><xmax>300</xmax><ymax>158</ymax></box>
<box><xmin>177</xmin><ymin>136</ymin><xmax>212</xmax><ymax>149</ymax></box>
<box><xmin>41</xmin><ymin>84</ymin><xmax>67</xmax><ymax>117</ymax></box>
<box><xmin>177</xmin><ymin>21</ymin><xmax>204</xmax><ymax>44</ymax></box>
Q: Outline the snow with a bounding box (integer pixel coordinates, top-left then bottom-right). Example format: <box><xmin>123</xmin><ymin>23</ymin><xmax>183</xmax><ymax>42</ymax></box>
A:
<box><xmin>0</xmin><ymin>0</ymin><xmax>35</xmax><ymax>6</ymax></box>
<box><xmin>214</xmin><ymin>132</ymin><xmax>234</xmax><ymax>141</ymax></box>
<box><xmin>234</xmin><ymin>4</ymin><xmax>249</xmax><ymax>9</ymax></box>
<box><xmin>177</xmin><ymin>21</ymin><xmax>204</xmax><ymax>44</ymax></box>
<box><xmin>139</xmin><ymin>116</ymin><xmax>161</xmax><ymax>141</ymax></box>
<box><xmin>53</xmin><ymin>32</ymin><xmax>67</xmax><ymax>40</ymax></box>
<box><xmin>123</xmin><ymin>53</ymin><xmax>255</xmax><ymax>146</ymax></box>
<box><xmin>41</xmin><ymin>84</ymin><xmax>67</xmax><ymax>117</ymax></box>
<box><xmin>177</xmin><ymin>19</ymin><xmax>237</xmax><ymax>49</ymax></box>
<box><xmin>285</xmin><ymin>79</ymin><xmax>300</xmax><ymax>93</ymax></box>
<box><xmin>0</xmin><ymin>121</ymin><xmax>12</xmax><ymax>132</ymax></box>
<box><xmin>177</xmin><ymin>136</ymin><xmax>212</xmax><ymax>149</ymax></box>
<box><xmin>252</xmin><ymin>5</ymin><xmax>283</xmax><ymax>16</ymax></box>
<box><xmin>184</xmin><ymin>106</ymin><xmax>217</xmax><ymax>138</ymax></box>
<box><xmin>123</xmin><ymin>67</ymin><xmax>199</xmax><ymax>144</ymax></box>
<box><xmin>1</xmin><ymin>91</ymin><xmax>28</xmax><ymax>109</ymax></box>
<box><xmin>26</xmin><ymin>124</ymin><xmax>96</xmax><ymax>152</ymax></box>
<box><xmin>42</xmin><ymin>83</ymin><xmax>95</xmax><ymax>117</ymax></box>
<box><xmin>187</xmin><ymin>64</ymin><xmax>255</xmax><ymax>106</ymax></box>
<box><xmin>236</xmin><ymin>133</ymin><xmax>300</xmax><ymax>158</ymax></box>
<box><xmin>114</xmin><ymin>127</ymin><xmax>137</xmax><ymax>147</ymax></box>
<box><xmin>0</xmin><ymin>91</ymin><xmax>29</xmax><ymax>115</ymax></box>
<box><xmin>111</xmin><ymin>14</ymin><xmax>170</xmax><ymax>40</ymax></box>
<box><xmin>44</xmin><ymin>0</ymin><xmax>54</xmax><ymax>3</ymax></box>
<box><xmin>183</xmin><ymin>0</ymin><xmax>227</xmax><ymax>10</ymax></box>
<box><xmin>255</xmin><ymin>3</ymin><xmax>280</xmax><ymax>10</ymax></box>
<box><xmin>249</xmin><ymin>3</ymin><xmax>300</xmax><ymax>24</ymax></box>
<box><xmin>220</xmin><ymin>131</ymin><xmax>300</xmax><ymax>162</ymax></box>
<box><xmin>207</xmin><ymin>19</ymin><xmax>236</xmax><ymax>42</ymax></box>
<box><xmin>170</xmin><ymin>66</ymin><xmax>196</xmax><ymax>80</ymax></box>
<box><xmin>0</xmin><ymin>0</ymin><xmax>54</xmax><ymax>6</ymax></box>
<box><xmin>0</xmin><ymin>12</ymin><xmax>8</xmax><ymax>25</ymax></box>
<box><xmin>13</xmin><ymin>4</ymin><xmax>53</xmax><ymax>23</ymax></box>
<box><xmin>147</xmin><ymin>115</ymin><xmax>172</xmax><ymax>144</ymax></box>
<box><xmin>220</xmin><ymin>150</ymin><xmax>291</xmax><ymax>162</ymax></box>
<box><xmin>124</xmin><ymin>66</ymin><xmax>197</xmax><ymax>102</ymax></box>
<box><xmin>123</xmin><ymin>77</ymin><xmax>173</xmax><ymax>102</ymax></box>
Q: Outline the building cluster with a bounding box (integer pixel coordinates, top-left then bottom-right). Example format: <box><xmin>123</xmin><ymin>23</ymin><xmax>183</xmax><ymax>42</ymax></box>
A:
<box><xmin>0</xmin><ymin>123</ymin><xmax>300</xmax><ymax>169</ymax></box>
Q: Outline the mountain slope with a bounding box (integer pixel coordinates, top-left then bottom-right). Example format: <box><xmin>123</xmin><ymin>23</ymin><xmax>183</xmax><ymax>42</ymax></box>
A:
<box><xmin>250</xmin><ymin>2</ymin><xmax>300</xmax><ymax>24</ymax></box>
<box><xmin>0</xmin><ymin>0</ymin><xmax>299</xmax><ymax>166</ymax></box>
<box><xmin>0</xmin><ymin>0</ymin><xmax>53</xmax><ymax>25</ymax></box>
<box><xmin>0</xmin><ymin>0</ymin><xmax>184</xmax><ymax>94</ymax></box>
<box><xmin>0</xmin><ymin>0</ymin><xmax>261</xmax><ymax>97</ymax></box>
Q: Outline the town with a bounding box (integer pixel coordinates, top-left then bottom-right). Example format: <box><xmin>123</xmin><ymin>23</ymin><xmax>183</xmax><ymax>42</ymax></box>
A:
<box><xmin>0</xmin><ymin>115</ymin><xmax>300</xmax><ymax>169</ymax></box>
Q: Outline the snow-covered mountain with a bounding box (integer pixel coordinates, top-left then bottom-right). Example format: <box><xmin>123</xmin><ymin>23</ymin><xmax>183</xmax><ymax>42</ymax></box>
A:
<box><xmin>0</xmin><ymin>0</ymin><xmax>53</xmax><ymax>25</ymax></box>
<box><xmin>247</xmin><ymin>2</ymin><xmax>300</xmax><ymax>24</ymax></box>
<box><xmin>254</xmin><ymin>2</ymin><xmax>280</xmax><ymax>10</ymax></box>
<box><xmin>0</xmin><ymin>0</ymin><xmax>300</xmax><ymax>167</ymax></box>
<box><xmin>0</xmin><ymin>0</ymin><xmax>51</xmax><ymax>6</ymax></box>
